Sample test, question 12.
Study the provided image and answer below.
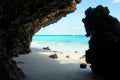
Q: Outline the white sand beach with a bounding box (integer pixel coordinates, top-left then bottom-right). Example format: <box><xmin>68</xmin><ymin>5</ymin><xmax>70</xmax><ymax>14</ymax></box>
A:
<box><xmin>13</xmin><ymin>42</ymin><xmax>107</xmax><ymax>80</ymax></box>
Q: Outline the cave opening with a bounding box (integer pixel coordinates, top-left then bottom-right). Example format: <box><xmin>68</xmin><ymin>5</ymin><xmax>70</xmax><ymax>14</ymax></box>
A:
<box><xmin>28</xmin><ymin>3</ymin><xmax>90</xmax><ymax>61</ymax></box>
<box><xmin>1</xmin><ymin>0</ymin><xmax>120</xmax><ymax>80</ymax></box>
<box><xmin>31</xmin><ymin>7</ymin><xmax>90</xmax><ymax>59</ymax></box>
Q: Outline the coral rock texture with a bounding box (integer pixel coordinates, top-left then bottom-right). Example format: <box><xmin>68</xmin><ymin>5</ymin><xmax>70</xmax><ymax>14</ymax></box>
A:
<box><xmin>83</xmin><ymin>5</ymin><xmax>120</xmax><ymax>77</ymax></box>
<box><xmin>0</xmin><ymin>0</ymin><xmax>81</xmax><ymax>80</ymax></box>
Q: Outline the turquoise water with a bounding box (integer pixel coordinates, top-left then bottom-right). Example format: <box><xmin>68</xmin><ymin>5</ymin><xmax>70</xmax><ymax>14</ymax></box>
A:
<box><xmin>32</xmin><ymin>35</ymin><xmax>90</xmax><ymax>46</ymax></box>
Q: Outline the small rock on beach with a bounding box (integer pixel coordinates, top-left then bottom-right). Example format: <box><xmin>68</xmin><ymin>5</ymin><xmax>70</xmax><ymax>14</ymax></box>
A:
<box><xmin>80</xmin><ymin>63</ymin><xmax>87</xmax><ymax>69</ymax></box>
<box><xmin>49</xmin><ymin>54</ymin><xmax>58</xmax><ymax>59</ymax></box>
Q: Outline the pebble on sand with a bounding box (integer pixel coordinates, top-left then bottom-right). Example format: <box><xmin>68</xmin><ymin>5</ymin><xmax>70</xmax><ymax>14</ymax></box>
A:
<box><xmin>80</xmin><ymin>63</ymin><xmax>87</xmax><ymax>69</ymax></box>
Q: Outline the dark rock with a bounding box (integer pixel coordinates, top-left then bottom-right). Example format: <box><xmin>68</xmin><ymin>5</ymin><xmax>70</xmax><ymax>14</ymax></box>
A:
<box><xmin>66</xmin><ymin>55</ymin><xmax>70</xmax><ymax>58</ymax></box>
<box><xmin>82</xmin><ymin>5</ymin><xmax>120</xmax><ymax>78</ymax></box>
<box><xmin>80</xmin><ymin>63</ymin><xmax>87</xmax><ymax>69</ymax></box>
<box><xmin>43</xmin><ymin>46</ymin><xmax>51</xmax><ymax>50</ymax></box>
<box><xmin>0</xmin><ymin>0</ymin><xmax>81</xmax><ymax>80</ymax></box>
<box><xmin>49</xmin><ymin>54</ymin><xmax>58</xmax><ymax>59</ymax></box>
<box><xmin>0</xmin><ymin>55</ymin><xmax>25</xmax><ymax>80</ymax></box>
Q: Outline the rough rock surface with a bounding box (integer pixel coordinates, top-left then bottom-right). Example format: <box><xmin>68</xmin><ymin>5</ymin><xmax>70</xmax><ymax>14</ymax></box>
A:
<box><xmin>83</xmin><ymin>5</ymin><xmax>120</xmax><ymax>78</ymax></box>
<box><xmin>0</xmin><ymin>0</ymin><xmax>81</xmax><ymax>80</ymax></box>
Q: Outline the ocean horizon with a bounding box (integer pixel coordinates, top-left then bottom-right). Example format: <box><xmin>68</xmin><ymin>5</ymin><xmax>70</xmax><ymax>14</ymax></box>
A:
<box><xmin>31</xmin><ymin>35</ymin><xmax>89</xmax><ymax>55</ymax></box>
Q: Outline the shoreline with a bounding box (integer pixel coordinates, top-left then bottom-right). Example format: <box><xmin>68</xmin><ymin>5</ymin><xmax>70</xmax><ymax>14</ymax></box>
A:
<box><xmin>30</xmin><ymin>42</ymin><xmax>88</xmax><ymax>55</ymax></box>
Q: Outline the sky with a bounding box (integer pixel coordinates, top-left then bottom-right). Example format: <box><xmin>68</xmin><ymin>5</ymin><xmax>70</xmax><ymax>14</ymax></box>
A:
<box><xmin>35</xmin><ymin>0</ymin><xmax>120</xmax><ymax>35</ymax></box>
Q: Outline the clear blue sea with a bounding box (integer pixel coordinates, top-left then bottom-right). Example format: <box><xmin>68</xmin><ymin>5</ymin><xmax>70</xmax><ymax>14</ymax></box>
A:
<box><xmin>31</xmin><ymin>35</ymin><xmax>90</xmax><ymax>54</ymax></box>
<box><xmin>32</xmin><ymin>35</ymin><xmax>89</xmax><ymax>46</ymax></box>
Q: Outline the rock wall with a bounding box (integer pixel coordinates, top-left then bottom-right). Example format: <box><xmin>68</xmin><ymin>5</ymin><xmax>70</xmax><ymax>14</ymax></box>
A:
<box><xmin>0</xmin><ymin>0</ymin><xmax>81</xmax><ymax>80</ymax></box>
<box><xmin>83</xmin><ymin>5</ymin><xmax>120</xmax><ymax>78</ymax></box>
